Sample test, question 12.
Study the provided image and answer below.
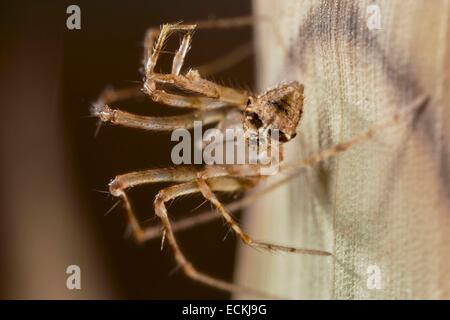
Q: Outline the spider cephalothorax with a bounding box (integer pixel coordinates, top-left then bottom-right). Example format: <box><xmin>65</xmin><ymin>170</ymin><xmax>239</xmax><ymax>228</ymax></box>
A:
<box><xmin>243</xmin><ymin>82</ymin><xmax>304</xmax><ymax>142</ymax></box>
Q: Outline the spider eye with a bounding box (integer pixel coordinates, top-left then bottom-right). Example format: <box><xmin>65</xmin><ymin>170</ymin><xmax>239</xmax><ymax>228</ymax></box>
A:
<box><xmin>245</xmin><ymin>112</ymin><xmax>263</xmax><ymax>129</ymax></box>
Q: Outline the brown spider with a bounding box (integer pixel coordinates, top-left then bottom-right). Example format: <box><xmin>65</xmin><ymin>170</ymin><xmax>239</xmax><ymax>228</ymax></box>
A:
<box><xmin>92</xmin><ymin>16</ymin><xmax>427</xmax><ymax>297</ymax></box>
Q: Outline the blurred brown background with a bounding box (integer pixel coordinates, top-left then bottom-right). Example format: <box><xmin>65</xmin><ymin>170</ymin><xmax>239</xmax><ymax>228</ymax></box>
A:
<box><xmin>0</xmin><ymin>0</ymin><xmax>254</xmax><ymax>299</ymax></box>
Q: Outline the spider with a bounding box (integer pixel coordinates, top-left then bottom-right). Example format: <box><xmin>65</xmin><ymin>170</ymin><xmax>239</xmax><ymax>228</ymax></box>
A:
<box><xmin>92</xmin><ymin>16</ymin><xmax>427</xmax><ymax>297</ymax></box>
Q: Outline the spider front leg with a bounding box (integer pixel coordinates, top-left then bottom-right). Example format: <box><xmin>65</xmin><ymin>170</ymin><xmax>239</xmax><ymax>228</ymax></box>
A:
<box><xmin>143</xmin><ymin>23</ymin><xmax>249</xmax><ymax>108</ymax></box>
<box><xmin>144</xmin><ymin>23</ymin><xmax>196</xmax><ymax>77</ymax></box>
<box><xmin>144</xmin><ymin>16</ymin><xmax>256</xmax><ymax>76</ymax></box>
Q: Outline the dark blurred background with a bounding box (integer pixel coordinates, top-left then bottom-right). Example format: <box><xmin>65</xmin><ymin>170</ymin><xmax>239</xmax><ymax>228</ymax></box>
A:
<box><xmin>1</xmin><ymin>0</ymin><xmax>254</xmax><ymax>299</ymax></box>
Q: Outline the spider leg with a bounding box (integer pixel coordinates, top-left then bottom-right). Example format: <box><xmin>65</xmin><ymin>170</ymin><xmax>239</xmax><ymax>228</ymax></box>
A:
<box><xmin>93</xmin><ymin>103</ymin><xmax>229</xmax><ymax>131</ymax></box>
<box><xmin>153</xmin><ymin>179</ymin><xmax>277</xmax><ymax>297</ymax></box>
<box><xmin>143</xmin><ymin>22</ymin><xmax>249</xmax><ymax>108</ymax></box>
<box><xmin>172</xmin><ymin>15</ymin><xmax>260</xmax><ymax>77</ymax></box>
<box><xmin>107</xmin><ymin>167</ymin><xmax>198</xmax><ymax>242</ymax></box>
<box><xmin>91</xmin><ymin>86</ymin><xmax>145</xmax><ymax>133</ymax></box>
<box><xmin>140</xmin><ymin>172</ymin><xmax>306</xmax><ymax>241</ymax></box>
<box><xmin>94</xmin><ymin>17</ymin><xmax>254</xmax><ymax>113</ymax></box>
<box><xmin>96</xmin><ymin>86</ymin><xmax>145</xmax><ymax>105</ymax></box>
<box><xmin>196</xmin><ymin>178</ymin><xmax>331</xmax><ymax>256</ymax></box>
<box><xmin>143</xmin><ymin>16</ymin><xmax>256</xmax><ymax>75</ymax></box>
<box><xmin>108</xmin><ymin>166</ymin><xmax>309</xmax><ymax>295</ymax></box>
<box><xmin>146</xmin><ymin>83</ymin><xmax>238</xmax><ymax>109</ymax></box>
<box><xmin>145</xmin><ymin>71</ymin><xmax>248</xmax><ymax>107</ymax></box>
<box><xmin>107</xmin><ymin>166</ymin><xmax>254</xmax><ymax>242</ymax></box>
<box><xmin>93</xmin><ymin>85</ymin><xmax>234</xmax><ymax>115</ymax></box>
<box><xmin>280</xmin><ymin>94</ymin><xmax>429</xmax><ymax>175</ymax></box>
<box><xmin>154</xmin><ymin>178</ymin><xmax>268</xmax><ymax>294</ymax></box>
<box><xmin>95</xmin><ymin>17</ymin><xmax>257</xmax><ymax>115</ymax></box>
<box><xmin>106</xmin><ymin>166</ymin><xmax>251</xmax><ymax>243</ymax></box>
<box><xmin>144</xmin><ymin>23</ymin><xmax>196</xmax><ymax>76</ymax></box>
<box><xmin>141</xmin><ymin>207</ymin><xmax>219</xmax><ymax>241</ymax></box>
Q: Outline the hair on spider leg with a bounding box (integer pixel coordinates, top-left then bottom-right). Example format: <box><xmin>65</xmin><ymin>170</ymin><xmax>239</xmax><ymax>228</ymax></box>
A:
<box><xmin>81</xmin><ymin>110</ymin><xmax>105</xmax><ymax>120</ymax></box>
<box><xmin>92</xmin><ymin>188</ymin><xmax>112</xmax><ymax>196</ymax></box>
<box><xmin>89</xmin><ymin>100</ymin><xmax>113</xmax><ymax>138</ymax></box>
<box><xmin>189</xmin><ymin>199</ymin><xmax>209</xmax><ymax>213</ymax></box>
<box><xmin>93</xmin><ymin>188</ymin><xmax>121</xmax><ymax>213</ymax></box>
<box><xmin>168</xmin><ymin>263</ymin><xmax>183</xmax><ymax>277</ymax></box>
<box><xmin>104</xmin><ymin>200</ymin><xmax>121</xmax><ymax>217</ymax></box>
<box><xmin>167</xmin><ymin>192</ymin><xmax>193</xmax><ymax>208</ymax></box>
<box><xmin>92</xmin><ymin>188</ymin><xmax>118</xmax><ymax>207</ymax></box>
<box><xmin>165</xmin><ymin>197</ymin><xmax>176</xmax><ymax>209</ymax></box>
<box><xmin>93</xmin><ymin>119</ymin><xmax>103</xmax><ymax>138</ymax></box>
<box><xmin>222</xmin><ymin>225</ymin><xmax>235</xmax><ymax>242</ymax></box>
<box><xmin>123</xmin><ymin>224</ymin><xmax>133</xmax><ymax>240</ymax></box>
<box><xmin>160</xmin><ymin>230</ymin><xmax>166</xmax><ymax>251</ymax></box>
<box><xmin>141</xmin><ymin>215</ymin><xmax>159</xmax><ymax>225</ymax></box>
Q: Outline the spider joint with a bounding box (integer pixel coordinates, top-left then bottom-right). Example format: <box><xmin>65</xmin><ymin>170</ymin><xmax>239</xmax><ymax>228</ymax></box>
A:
<box><xmin>108</xmin><ymin>178</ymin><xmax>124</xmax><ymax>197</ymax></box>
